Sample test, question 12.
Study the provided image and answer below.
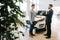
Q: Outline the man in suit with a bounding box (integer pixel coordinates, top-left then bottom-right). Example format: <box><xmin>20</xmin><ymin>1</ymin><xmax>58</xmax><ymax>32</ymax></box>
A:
<box><xmin>44</xmin><ymin>4</ymin><xmax>53</xmax><ymax>39</ymax></box>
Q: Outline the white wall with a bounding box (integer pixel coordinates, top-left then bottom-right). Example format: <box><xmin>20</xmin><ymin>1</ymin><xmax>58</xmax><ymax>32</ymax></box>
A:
<box><xmin>39</xmin><ymin>0</ymin><xmax>60</xmax><ymax>10</ymax></box>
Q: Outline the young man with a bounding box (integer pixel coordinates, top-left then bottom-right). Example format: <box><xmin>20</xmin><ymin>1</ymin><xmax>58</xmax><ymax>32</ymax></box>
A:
<box><xmin>44</xmin><ymin>4</ymin><xmax>53</xmax><ymax>39</ymax></box>
<box><xmin>29</xmin><ymin>4</ymin><xmax>36</xmax><ymax>38</ymax></box>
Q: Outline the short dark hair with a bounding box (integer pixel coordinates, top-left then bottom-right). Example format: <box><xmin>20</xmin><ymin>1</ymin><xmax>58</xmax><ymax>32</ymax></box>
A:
<box><xmin>31</xmin><ymin>4</ymin><xmax>35</xmax><ymax>6</ymax></box>
<box><xmin>49</xmin><ymin>4</ymin><xmax>53</xmax><ymax>7</ymax></box>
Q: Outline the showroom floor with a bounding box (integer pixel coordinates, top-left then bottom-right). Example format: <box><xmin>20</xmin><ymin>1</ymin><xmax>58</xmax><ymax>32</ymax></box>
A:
<box><xmin>16</xmin><ymin>15</ymin><xmax>60</xmax><ymax>40</ymax></box>
<box><xmin>18</xmin><ymin>25</ymin><xmax>60</xmax><ymax>40</ymax></box>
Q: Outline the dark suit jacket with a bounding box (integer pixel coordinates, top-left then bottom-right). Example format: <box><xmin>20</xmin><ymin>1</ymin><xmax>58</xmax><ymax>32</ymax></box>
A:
<box><xmin>46</xmin><ymin>9</ymin><xmax>53</xmax><ymax>23</ymax></box>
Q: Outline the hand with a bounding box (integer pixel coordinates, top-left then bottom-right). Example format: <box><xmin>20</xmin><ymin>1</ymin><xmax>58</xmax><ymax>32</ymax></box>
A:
<box><xmin>36</xmin><ymin>16</ymin><xmax>42</xmax><ymax>18</ymax></box>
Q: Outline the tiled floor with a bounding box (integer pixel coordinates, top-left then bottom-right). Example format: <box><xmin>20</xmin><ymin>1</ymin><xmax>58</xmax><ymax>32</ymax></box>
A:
<box><xmin>16</xmin><ymin>15</ymin><xmax>60</xmax><ymax>40</ymax></box>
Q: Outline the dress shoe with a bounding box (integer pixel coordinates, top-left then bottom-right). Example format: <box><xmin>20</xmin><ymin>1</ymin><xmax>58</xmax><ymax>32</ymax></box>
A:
<box><xmin>31</xmin><ymin>34</ymin><xmax>35</xmax><ymax>36</ymax></box>
<box><xmin>46</xmin><ymin>36</ymin><xmax>51</xmax><ymax>39</ymax></box>
<box><xmin>29</xmin><ymin>34</ymin><xmax>33</xmax><ymax>38</ymax></box>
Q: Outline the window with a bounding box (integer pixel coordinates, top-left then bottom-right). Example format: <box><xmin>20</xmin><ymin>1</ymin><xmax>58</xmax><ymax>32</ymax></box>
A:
<box><xmin>16</xmin><ymin>0</ymin><xmax>40</xmax><ymax>12</ymax></box>
<box><xmin>20</xmin><ymin>1</ymin><xmax>27</xmax><ymax>12</ymax></box>
<box><xmin>30</xmin><ymin>0</ymin><xmax>40</xmax><ymax>11</ymax></box>
<box><xmin>16</xmin><ymin>0</ymin><xmax>27</xmax><ymax>12</ymax></box>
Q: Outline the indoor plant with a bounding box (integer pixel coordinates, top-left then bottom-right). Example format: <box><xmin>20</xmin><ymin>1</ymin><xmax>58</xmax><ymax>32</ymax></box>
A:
<box><xmin>0</xmin><ymin>0</ymin><xmax>25</xmax><ymax>40</ymax></box>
